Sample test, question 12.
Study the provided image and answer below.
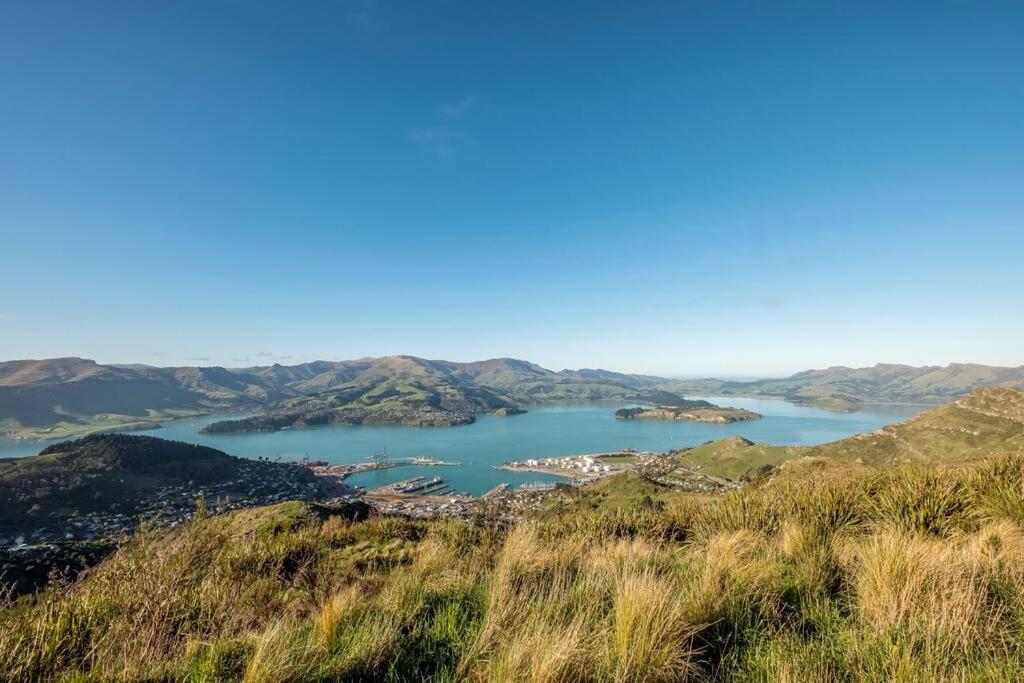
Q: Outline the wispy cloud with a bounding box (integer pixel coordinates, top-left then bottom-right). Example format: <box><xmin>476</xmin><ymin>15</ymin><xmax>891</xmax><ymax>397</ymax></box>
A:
<box><xmin>186</xmin><ymin>356</ymin><xmax>211</xmax><ymax>362</ymax></box>
<box><xmin>411</xmin><ymin>95</ymin><xmax>481</xmax><ymax>158</ymax></box>
<box><xmin>436</xmin><ymin>95</ymin><xmax>478</xmax><ymax>120</ymax></box>
<box><xmin>410</xmin><ymin>126</ymin><xmax>474</xmax><ymax>158</ymax></box>
<box><xmin>0</xmin><ymin>313</ymin><xmax>10</xmax><ymax>321</ymax></box>
<box><xmin>347</xmin><ymin>0</ymin><xmax>378</xmax><ymax>29</ymax></box>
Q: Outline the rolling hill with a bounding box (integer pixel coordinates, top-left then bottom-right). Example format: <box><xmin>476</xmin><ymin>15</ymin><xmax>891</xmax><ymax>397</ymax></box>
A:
<box><xmin>202</xmin><ymin>356</ymin><xmax>526</xmax><ymax>431</ymax></box>
<box><xmin>0</xmin><ymin>433</ymin><xmax>317</xmax><ymax>540</ymax></box>
<box><xmin>674</xmin><ymin>386</ymin><xmax>1024</xmax><ymax>478</ymax></box>
<box><xmin>3</xmin><ymin>356</ymin><xmax>1024</xmax><ymax>438</ymax></box>
<box><xmin>0</xmin><ymin>358</ymin><xmax>278</xmax><ymax>440</ymax></box>
<box><xmin>665</xmin><ymin>362</ymin><xmax>1024</xmax><ymax>412</ymax></box>
<box><xmin>200</xmin><ymin>356</ymin><xmax>741</xmax><ymax>432</ymax></box>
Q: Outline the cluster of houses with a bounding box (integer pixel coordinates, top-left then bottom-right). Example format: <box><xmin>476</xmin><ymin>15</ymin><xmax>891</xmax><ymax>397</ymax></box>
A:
<box><xmin>369</xmin><ymin>496</ymin><xmax>473</xmax><ymax>518</ymax></box>
<box><xmin>3</xmin><ymin>447</ymin><xmax>741</xmax><ymax>552</ymax></box>
<box><xmin>1</xmin><ymin>460</ymin><xmax>323</xmax><ymax>549</ymax></box>
<box><xmin>475</xmin><ymin>485</ymin><xmax>577</xmax><ymax>521</ymax></box>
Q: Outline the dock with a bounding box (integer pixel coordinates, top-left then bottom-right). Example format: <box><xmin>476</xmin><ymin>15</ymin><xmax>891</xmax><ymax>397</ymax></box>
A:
<box><xmin>409</xmin><ymin>457</ymin><xmax>461</xmax><ymax>466</ymax></box>
<box><xmin>395</xmin><ymin>476</ymin><xmax>444</xmax><ymax>493</ymax></box>
<box><xmin>480</xmin><ymin>483</ymin><xmax>509</xmax><ymax>499</ymax></box>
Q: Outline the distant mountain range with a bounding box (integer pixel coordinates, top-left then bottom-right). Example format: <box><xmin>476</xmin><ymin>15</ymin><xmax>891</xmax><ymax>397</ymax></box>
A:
<box><xmin>1</xmin><ymin>356</ymin><xmax>1022</xmax><ymax>438</ymax></box>
<box><xmin>663</xmin><ymin>363</ymin><xmax>1024</xmax><ymax>412</ymax></box>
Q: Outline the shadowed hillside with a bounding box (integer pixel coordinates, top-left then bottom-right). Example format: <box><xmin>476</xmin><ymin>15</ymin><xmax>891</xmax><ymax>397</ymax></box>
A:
<box><xmin>0</xmin><ymin>434</ymin><xmax>317</xmax><ymax>541</ymax></box>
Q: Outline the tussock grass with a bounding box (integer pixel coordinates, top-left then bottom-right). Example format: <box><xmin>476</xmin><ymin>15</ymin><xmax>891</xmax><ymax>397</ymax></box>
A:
<box><xmin>5</xmin><ymin>453</ymin><xmax>1024</xmax><ymax>680</ymax></box>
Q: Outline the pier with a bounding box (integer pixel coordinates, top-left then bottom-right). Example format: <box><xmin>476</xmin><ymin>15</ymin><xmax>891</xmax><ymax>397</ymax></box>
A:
<box><xmin>480</xmin><ymin>483</ymin><xmax>509</xmax><ymax>499</ymax></box>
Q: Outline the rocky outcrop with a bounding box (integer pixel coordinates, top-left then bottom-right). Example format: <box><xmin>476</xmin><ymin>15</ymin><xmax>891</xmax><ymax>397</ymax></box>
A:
<box><xmin>492</xmin><ymin>407</ymin><xmax>527</xmax><ymax>417</ymax></box>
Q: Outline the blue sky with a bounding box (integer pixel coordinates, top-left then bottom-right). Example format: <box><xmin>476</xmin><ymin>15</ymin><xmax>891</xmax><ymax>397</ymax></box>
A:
<box><xmin>1</xmin><ymin>1</ymin><xmax>1022</xmax><ymax>376</ymax></box>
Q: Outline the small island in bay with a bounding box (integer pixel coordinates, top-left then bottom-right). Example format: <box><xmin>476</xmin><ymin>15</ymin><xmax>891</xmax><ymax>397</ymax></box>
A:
<box><xmin>491</xmin><ymin>406</ymin><xmax>527</xmax><ymax>417</ymax></box>
<box><xmin>615</xmin><ymin>403</ymin><xmax>762</xmax><ymax>424</ymax></box>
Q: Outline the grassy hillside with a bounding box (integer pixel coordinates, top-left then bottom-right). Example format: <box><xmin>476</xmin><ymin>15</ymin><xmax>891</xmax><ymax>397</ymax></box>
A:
<box><xmin>7</xmin><ymin>448</ymin><xmax>1024</xmax><ymax>680</ymax></box>
<box><xmin>202</xmin><ymin>357</ymin><xmax>525</xmax><ymax>431</ymax></box>
<box><xmin>0</xmin><ymin>434</ymin><xmax>315</xmax><ymax>539</ymax></box>
<box><xmin>0</xmin><ymin>359</ymin><xmax>275</xmax><ymax>439</ymax></box>
<box><xmin>462</xmin><ymin>358</ymin><xmax>654</xmax><ymax>402</ymax></box>
<box><xmin>674</xmin><ymin>437</ymin><xmax>797</xmax><ymax>479</ymax></box>
<box><xmin>3</xmin><ymin>387</ymin><xmax>1024</xmax><ymax>680</ymax></box>
<box><xmin>674</xmin><ymin>387</ymin><xmax>1024</xmax><ymax>479</ymax></box>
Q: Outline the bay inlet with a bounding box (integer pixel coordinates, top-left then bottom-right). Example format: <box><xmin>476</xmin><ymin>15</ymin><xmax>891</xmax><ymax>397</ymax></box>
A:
<box><xmin>0</xmin><ymin>397</ymin><xmax>924</xmax><ymax>496</ymax></box>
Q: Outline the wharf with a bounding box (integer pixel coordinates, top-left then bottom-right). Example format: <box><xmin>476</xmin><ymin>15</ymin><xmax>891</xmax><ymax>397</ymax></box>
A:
<box><xmin>480</xmin><ymin>483</ymin><xmax>509</xmax><ymax>499</ymax></box>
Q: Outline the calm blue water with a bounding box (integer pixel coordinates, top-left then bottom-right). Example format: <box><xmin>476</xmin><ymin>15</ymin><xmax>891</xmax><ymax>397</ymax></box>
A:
<box><xmin>0</xmin><ymin>398</ymin><xmax>925</xmax><ymax>495</ymax></box>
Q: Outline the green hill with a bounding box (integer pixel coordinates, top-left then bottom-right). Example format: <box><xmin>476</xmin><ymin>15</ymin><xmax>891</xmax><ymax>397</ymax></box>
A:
<box><xmin>201</xmin><ymin>356</ymin><xmax>525</xmax><ymax>431</ymax></box>
<box><xmin>0</xmin><ymin>358</ymin><xmax>279</xmax><ymax>440</ymax></box>
<box><xmin>0</xmin><ymin>434</ymin><xmax>316</xmax><ymax>539</ymax></box>
<box><xmin>674</xmin><ymin>387</ymin><xmax>1024</xmax><ymax>479</ymax></box>
<box><xmin>200</xmin><ymin>356</ymin><xmax>697</xmax><ymax>433</ymax></box>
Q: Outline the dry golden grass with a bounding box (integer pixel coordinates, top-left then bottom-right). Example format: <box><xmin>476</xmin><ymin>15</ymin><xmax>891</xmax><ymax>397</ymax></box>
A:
<box><xmin>7</xmin><ymin>454</ymin><xmax>1024</xmax><ymax>680</ymax></box>
<box><xmin>312</xmin><ymin>584</ymin><xmax>362</xmax><ymax>647</ymax></box>
<box><xmin>606</xmin><ymin>568</ymin><xmax>698</xmax><ymax>682</ymax></box>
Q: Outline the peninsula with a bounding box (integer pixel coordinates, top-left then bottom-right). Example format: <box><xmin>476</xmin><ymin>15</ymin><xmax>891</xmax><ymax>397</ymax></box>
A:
<box><xmin>615</xmin><ymin>404</ymin><xmax>762</xmax><ymax>424</ymax></box>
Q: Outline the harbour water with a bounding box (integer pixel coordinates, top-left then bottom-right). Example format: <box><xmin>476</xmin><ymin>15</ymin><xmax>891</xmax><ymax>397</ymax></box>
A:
<box><xmin>0</xmin><ymin>397</ymin><xmax>925</xmax><ymax>496</ymax></box>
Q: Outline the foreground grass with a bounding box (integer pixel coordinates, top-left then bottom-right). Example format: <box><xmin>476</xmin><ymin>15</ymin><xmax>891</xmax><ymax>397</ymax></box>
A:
<box><xmin>6</xmin><ymin>452</ymin><xmax>1024</xmax><ymax>681</ymax></box>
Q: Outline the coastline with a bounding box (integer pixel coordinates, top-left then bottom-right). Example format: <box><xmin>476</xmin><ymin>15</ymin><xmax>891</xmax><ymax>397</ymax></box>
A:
<box><xmin>690</xmin><ymin>394</ymin><xmax>941</xmax><ymax>413</ymax></box>
<box><xmin>1</xmin><ymin>410</ymin><xmax>255</xmax><ymax>450</ymax></box>
<box><xmin>493</xmin><ymin>464</ymin><xmax>575</xmax><ymax>478</ymax></box>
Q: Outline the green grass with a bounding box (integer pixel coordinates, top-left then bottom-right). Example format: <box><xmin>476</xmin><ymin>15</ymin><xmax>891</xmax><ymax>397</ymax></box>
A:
<box><xmin>670</xmin><ymin>387</ymin><xmax>1024</xmax><ymax>480</ymax></box>
<box><xmin>3</xmin><ymin>388</ymin><xmax>1024</xmax><ymax>681</ymax></box>
<box><xmin>8</xmin><ymin>451</ymin><xmax>1024</xmax><ymax>680</ymax></box>
<box><xmin>599</xmin><ymin>454</ymin><xmax>637</xmax><ymax>464</ymax></box>
<box><xmin>674</xmin><ymin>437</ymin><xmax>796</xmax><ymax>478</ymax></box>
<box><xmin>4</xmin><ymin>408</ymin><xmax>209</xmax><ymax>441</ymax></box>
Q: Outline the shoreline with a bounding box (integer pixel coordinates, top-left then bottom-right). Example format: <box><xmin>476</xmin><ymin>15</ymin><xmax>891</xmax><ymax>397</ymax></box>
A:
<box><xmin>493</xmin><ymin>465</ymin><xmax>575</xmax><ymax>478</ymax></box>
<box><xmin>3</xmin><ymin>410</ymin><xmax>258</xmax><ymax>444</ymax></box>
<box><xmin>691</xmin><ymin>394</ymin><xmax>941</xmax><ymax>412</ymax></box>
<box><xmin>2</xmin><ymin>397</ymin><xmax>940</xmax><ymax>444</ymax></box>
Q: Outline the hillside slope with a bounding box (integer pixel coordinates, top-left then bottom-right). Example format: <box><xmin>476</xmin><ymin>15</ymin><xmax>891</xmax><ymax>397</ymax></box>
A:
<box><xmin>0</xmin><ymin>434</ymin><xmax>316</xmax><ymax>540</ymax></box>
<box><xmin>203</xmin><ymin>356</ymin><xmax>526</xmax><ymax>431</ymax></box>
<box><xmin>8</xmin><ymin>418</ymin><xmax>1024</xmax><ymax>679</ymax></box>
<box><xmin>676</xmin><ymin>387</ymin><xmax>1024</xmax><ymax>478</ymax></box>
<box><xmin>201</xmin><ymin>356</ymin><xmax>724</xmax><ymax>432</ymax></box>
<box><xmin>0</xmin><ymin>359</ymin><xmax>280</xmax><ymax>439</ymax></box>
<box><xmin>665</xmin><ymin>362</ymin><xmax>1024</xmax><ymax>412</ymax></box>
